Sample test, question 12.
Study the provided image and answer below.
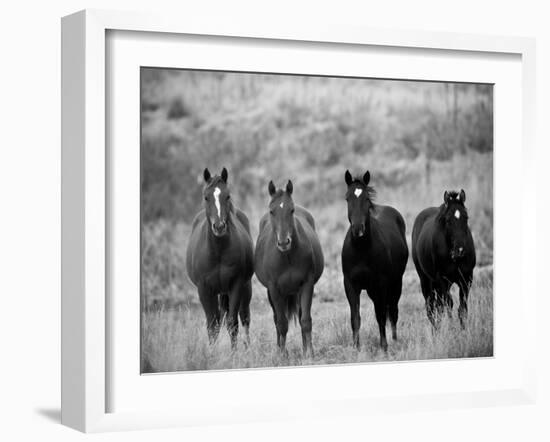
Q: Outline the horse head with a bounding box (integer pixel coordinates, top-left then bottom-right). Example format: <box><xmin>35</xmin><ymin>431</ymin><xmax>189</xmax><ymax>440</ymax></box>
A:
<box><xmin>344</xmin><ymin>170</ymin><xmax>376</xmax><ymax>239</ymax></box>
<box><xmin>268</xmin><ymin>179</ymin><xmax>295</xmax><ymax>252</ymax></box>
<box><xmin>203</xmin><ymin>167</ymin><xmax>232</xmax><ymax>237</ymax></box>
<box><xmin>438</xmin><ymin>189</ymin><xmax>469</xmax><ymax>261</ymax></box>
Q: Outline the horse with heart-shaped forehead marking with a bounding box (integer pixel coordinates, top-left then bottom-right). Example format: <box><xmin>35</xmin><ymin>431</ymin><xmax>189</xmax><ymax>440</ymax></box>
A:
<box><xmin>341</xmin><ymin>170</ymin><xmax>409</xmax><ymax>351</ymax></box>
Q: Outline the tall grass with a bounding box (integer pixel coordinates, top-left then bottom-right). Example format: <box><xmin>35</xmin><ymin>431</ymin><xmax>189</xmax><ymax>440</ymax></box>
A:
<box><xmin>142</xmin><ymin>268</ymin><xmax>492</xmax><ymax>372</ymax></box>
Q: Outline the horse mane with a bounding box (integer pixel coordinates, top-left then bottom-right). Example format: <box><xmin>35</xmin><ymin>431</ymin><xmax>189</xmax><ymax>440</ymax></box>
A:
<box><xmin>348</xmin><ymin>178</ymin><xmax>376</xmax><ymax>202</ymax></box>
<box><xmin>436</xmin><ymin>204</ymin><xmax>448</xmax><ymax>224</ymax></box>
<box><xmin>445</xmin><ymin>190</ymin><xmax>460</xmax><ymax>200</ymax></box>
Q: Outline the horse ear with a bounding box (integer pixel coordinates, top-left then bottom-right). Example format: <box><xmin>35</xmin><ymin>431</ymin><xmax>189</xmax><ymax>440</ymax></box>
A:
<box><xmin>268</xmin><ymin>180</ymin><xmax>276</xmax><ymax>196</ymax></box>
<box><xmin>363</xmin><ymin>171</ymin><xmax>370</xmax><ymax>186</ymax></box>
<box><xmin>221</xmin><ymin>167</ymin><xmax>228</xmax><ymax>183</ymax></box>
<box><xmin>203</xmin><ymin>168</ymin><xmax>211</xmax><ymax>182</ymax></box>
<box><xmin>459</xmin><ymin>189</ymin><xmax>466</xmax><ymax>203</ymax></box>
<box><xmin>443</xmin><ymin>190</ymin><xmax>449</xmax><ymax>204</ymax></box>
<box><xmin>345</xmin><ymin>170</ymin><xmax>353</xmax><ymax>186</ymax></box>
<box><xmin>286</xmin><ymin>180</ymin><xmax>293</xmax><ymax>195</ymax></box>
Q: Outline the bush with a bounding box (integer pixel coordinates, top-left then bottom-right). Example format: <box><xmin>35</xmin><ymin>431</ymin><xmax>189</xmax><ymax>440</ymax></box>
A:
<box><xmin>167</xmin><ymin>97</ymin><xmax>191</xmax><ymax>120</ymax></box>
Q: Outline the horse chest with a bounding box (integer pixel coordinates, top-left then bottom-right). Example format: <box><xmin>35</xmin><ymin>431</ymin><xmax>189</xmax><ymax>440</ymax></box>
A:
<box><xmin>202</xmin><ymin>262</ymin><xmax>238</xmax><ymax>291</ymax></box>
<box><xmin>348</xmin><ymin>246</ymin><xmax>395</xmax><ymax>290</ymax></box>
<box><xmin>348</xmin><ymin>261</ymin><xmax>374</xmax><ymax>286</ymax></box>
<box><xmin>276</xmin><ymin>267</ymin><xmax>307</xmax><ymax>294</ymax></box>
<box><xmin>198</xmin><ymin>242</ymin><xmax>243</xmax><ymax>291</ymax></box>
<box><xmin>437</xmin><ymin>260</ymin><xmax>471</xmax><ymax>283</ymax></box>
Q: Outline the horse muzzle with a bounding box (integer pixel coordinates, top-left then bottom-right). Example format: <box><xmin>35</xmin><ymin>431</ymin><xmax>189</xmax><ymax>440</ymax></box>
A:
<box><xmin>450</xmin><ymin>246</ymin><xmax>465</xmax><ymax>261</ymax></box>
<box><xmin>276</xmin><ymin>236</ymin><xmax>292</xmax><ymax>252</ymax></box>
<box><xmin>211</xmin><ymin>221</ymin><xmax>227</xmax><ymax>237</ymax></box>
<box><xmin>351</xmin><ymin>224</ymin><xmax>366</xmax><ymax>238</ymax></box>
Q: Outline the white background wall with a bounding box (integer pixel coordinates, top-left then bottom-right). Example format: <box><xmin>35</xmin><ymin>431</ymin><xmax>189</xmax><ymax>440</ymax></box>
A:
<box><xmin>0</xmin><ymin>1</ymin><xmax>547</xmax><ymax>440</ymax></box>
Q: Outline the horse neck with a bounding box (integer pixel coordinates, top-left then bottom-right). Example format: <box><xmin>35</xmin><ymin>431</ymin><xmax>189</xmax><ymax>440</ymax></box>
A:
<box><xmin>351</xmin><ymin>211</ymin><xmax>378</xmax><ymax>248</ymax></box>
<box><xmin>434</xmin><ymin>222</ymin><xmax>456</xmax><ymax>254</ymax></box>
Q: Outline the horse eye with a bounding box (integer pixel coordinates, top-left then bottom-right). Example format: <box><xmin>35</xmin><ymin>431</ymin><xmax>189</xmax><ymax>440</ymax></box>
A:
<box><xmin>291</xmin><ymin>208</ymin><xmax>295</xmax><ymax>214</ymax></box>
<box><xmin>204</xmin><ymin>197</ymin><xmax>208</xmax><ymax>201</ymax></box>
<box><xmin>226</xmin><ymin>195</ymin><xmax>230</xmax><ymax>200</ymax></box>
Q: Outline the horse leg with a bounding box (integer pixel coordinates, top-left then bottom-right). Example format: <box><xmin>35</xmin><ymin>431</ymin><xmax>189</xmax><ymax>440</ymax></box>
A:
<box><xmin>418</xmin><ymin>273</ymin><xmax>436</xmax><ymax>328</ymax></box>
<box><xmin>458</xmin><ymin>272</ymin><xmax>472</xmax><ymax>328</ymax></box>
<box><xmin>432</xmin><ymin>291</ymin><xmax>446</xmax><ymax>329</ymax></box>
<box><xmin>444</xmin><ymin>292</ymin><xmax>454</xmax><ymax>319</ymax></box>
<box><xmin>226</xmin><ymin>281</ymin><xmax>242</xmax><ymax>350</ymax></box>
<box><xmin>267</xmin><ymin>289</ymin><xmax>280</xmax><ymax>347</ymax></box>
<box><xmin>344</xmin><ymin>276</ymin><xmax>361</xmax><ymax>349</ymax></box>
<box><xmin>373</xmin><ymin>294</ymin><xmax>388</xmax><ymax>352</ymax></box>
<box><xmin>267</xmin><ymin>289</ymin><xmax>277</xmax><ymax>324</ymax></box>
<box><xmin>238</xmin><ymin>280</ymin><xmax>252</xmax><ymax>347</ymax></box>
<box><xmin>425</xmin><ymin>294</ymin><xmax>437</xmax><ymax>329</ymax></box>
<box><xmin>269</xmin><ymin>286</ymin><xmax>289</xmax><ymax>355</ymax></box>
<box><xmin>432</xmin><ymin>275</ymin><xmax>450</xmax><ymax>328</ymax></box>
<box><xmin>388</xmin><ymin>279</ymin><xmax>402</xmax><ymax>341</ymax></box>
<box><xmin>197</xmin><ymin>285</ymin><xmax>220</xmax><ymax>344</ymax></box>
<box><xmin>439</xmin><ymin>279</ymin><xmax>453</xmax><ymax>321</ymax></box>
<box><xmin>219</xmin><ymin>292</ymin><xmax>229</xmax><ymax>324</ymax></box>
<box><xmin>299</xmin><ymin>280</ymin><xmax>314</xmax><ymax>357</ymax></box>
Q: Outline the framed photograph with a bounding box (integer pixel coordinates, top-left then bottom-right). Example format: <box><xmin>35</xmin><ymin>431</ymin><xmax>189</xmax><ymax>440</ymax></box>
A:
<box><xmin>61</xmin><ymin>9</ymin><xmax>537</xmax><ymax>432</ymax></box>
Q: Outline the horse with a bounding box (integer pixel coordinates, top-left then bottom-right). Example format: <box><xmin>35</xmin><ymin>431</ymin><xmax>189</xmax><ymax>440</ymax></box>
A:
<box><xmin>341</xmin><ymin>170</ymin><xmax>408</xmax><ymax>351</ymax></box>
<box><xmin>254</xmin><ymin>180</ymin><xmax>324</xmax><ymax>356</ymax></box>
<box><xmin>411</xmin><ymin>189</ymin><xmax>476</xmax><ymax>328</ymax></box>
<box><xmin>186</xmin><ymin>167</ymin><xmax>254</xmax><ymax>349</ymax></box>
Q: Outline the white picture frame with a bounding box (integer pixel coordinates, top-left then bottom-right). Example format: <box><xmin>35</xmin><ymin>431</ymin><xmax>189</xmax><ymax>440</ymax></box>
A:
<box><xmin>61</xmin><ymin>9</ymin><xmax>537</xmax><ymax>433</ymax></box>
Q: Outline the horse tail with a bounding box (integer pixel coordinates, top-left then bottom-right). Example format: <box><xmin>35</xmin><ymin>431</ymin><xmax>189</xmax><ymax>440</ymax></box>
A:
<box><xmin>286</xmin><ymin>293</ymin><xmax>301</xmax><ymax>324</ymax></box>
<box><xmin>219</xmin><ymin>293</ymin><xmax>229</xmax><ymax>320</ymax></box>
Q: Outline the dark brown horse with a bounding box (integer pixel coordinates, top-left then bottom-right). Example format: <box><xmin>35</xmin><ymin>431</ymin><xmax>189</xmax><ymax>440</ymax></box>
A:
<box><xmin>186</xmin><ymin>168</ymin><xmax>254</xmax><ymax>349</ymax></box>
<box><xmin>341</xmin><ymin>170</ymin><xmax>408</xmax><ymax>351</ymax></box>
<box><xmin>254</xmin><ymin>180</ymin><xmax>324</xmax><ymax>356</ymax></box>
<box><xmin>412</xmin><ymin>190</ymin><xmax>476</xmax><ymax>328</ymax></box>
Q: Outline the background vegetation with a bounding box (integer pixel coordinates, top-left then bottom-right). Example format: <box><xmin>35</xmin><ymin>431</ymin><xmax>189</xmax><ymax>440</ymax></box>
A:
<box><xmin>141</xmin><ymin>69</ymin><xmax>493</xmax><ymax>372</ymax></box>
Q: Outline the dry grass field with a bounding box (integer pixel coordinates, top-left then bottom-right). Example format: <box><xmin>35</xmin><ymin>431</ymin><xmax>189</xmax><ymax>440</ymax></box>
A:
<box><xmin>140</xmin><ymin>70</ymin><xmax>493</xmax><ymax>372</ymax></box>
<box><xmin>142</xmin><ymin>266</ymin><xmax>492</xmax><ymax>372</ymax></box>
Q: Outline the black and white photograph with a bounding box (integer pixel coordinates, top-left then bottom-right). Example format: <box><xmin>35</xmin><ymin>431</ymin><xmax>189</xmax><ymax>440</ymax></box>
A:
<box><xmin>140</xmin><ymin>68</ymin><xmax>493</xmax><ymax>373</ymax></box>
<box><xmin>5</xmin><ymin>0</ymin><xmax>550</xmax><ymax>439</ymax></box>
